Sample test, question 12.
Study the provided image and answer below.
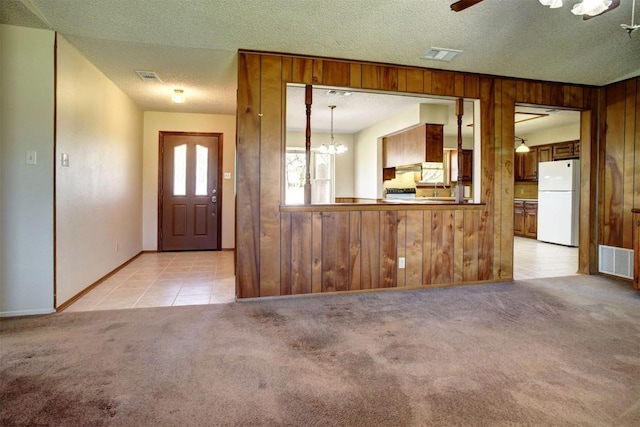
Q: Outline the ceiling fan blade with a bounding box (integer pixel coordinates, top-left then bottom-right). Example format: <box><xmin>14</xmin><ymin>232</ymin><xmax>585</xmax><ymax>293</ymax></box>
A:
<box><xmin>582</xmin><ymin>0</ymin><xmax>620</xmax><ymax>20</ymax></box>
<box><xmin>450</xmin><ymin>0</ymin><xmax>484</xmax><ymax>12</ymax></box>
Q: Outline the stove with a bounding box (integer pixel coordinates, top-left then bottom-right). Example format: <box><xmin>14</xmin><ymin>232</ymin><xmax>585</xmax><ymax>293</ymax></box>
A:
<box><xmin>385</xmin><ymin>188</ymin><xmax>416</xmax><ymax>199</ymax></box>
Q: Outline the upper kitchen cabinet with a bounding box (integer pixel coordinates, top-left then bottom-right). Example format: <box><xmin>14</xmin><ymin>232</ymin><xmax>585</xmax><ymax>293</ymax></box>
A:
<box><xmin>537</xmin><ymin>145</ymin><xmax>552</xmax><ymax>163</ymax></box>
<box><xmin>515</xmin><ymin>147</ymin><xmax>538</xmax><ymax>181</ymax></box>
<box><xmin>552</xmin><ymin>140</ymin><xmax>579</xmax><ymax>160</ymax></box>
<box><xmin>382</xmin><ymin>123</ymin><xmax>444</xmax><ymax>168</ymax></box>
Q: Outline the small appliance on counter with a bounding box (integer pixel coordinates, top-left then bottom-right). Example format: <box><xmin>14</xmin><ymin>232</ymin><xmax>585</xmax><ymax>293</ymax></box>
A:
<box><xmin>385</xmin><ymin>188</ymin><xmax>416</xmax><ymax>200</ymax></box>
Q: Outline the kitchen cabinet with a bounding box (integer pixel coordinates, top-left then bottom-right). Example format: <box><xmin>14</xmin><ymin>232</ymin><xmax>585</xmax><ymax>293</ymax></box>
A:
<box><xmin>538</xmin><ymin>145</ymin><xmax>552</xmax><ymax>163</ymax></box>
<box><xmin>514</xmin><ymin>200</ymin><xmax>537</xmax><ymax>239</ymax></box>
<box><xmin>450</xmin><ymin>149</ymin><xmax>472</xmax><ymax>182</ymax></box>
<box><xmin>524</xmin><ymin>201</ymin><xmax>538</xmax><ymax>238</ymax></box>
<box><xmin>552</xmin><ymin>141</ymin><xmax>578</xmax><ymax>160</ymax></box>
<box><xmin>514</xmin><ymin>201</ymin><xmax>525</xmax><ymax>236</ymax></box>
<box><xmin>515</xmin><ymin>147</ymin><xmax>538</xmax><ymax>181</ymax></box>
<box><xmin>382</xmin><ymin>123</ymin><xmax>443</xmax><ymax>168</ymax></box>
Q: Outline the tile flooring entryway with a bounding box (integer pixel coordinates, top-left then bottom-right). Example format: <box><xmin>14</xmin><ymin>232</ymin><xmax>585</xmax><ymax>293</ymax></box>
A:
<box><xmin>65</xmin><ymin>238</ymin><xmax>578</xmax><ymax>312</ymax></box>
<box><xmin>513</xmin><ymin>236</ymin><xmax>579</xmax><ymax>280</ymax></box>
<box><xmin>64</xmin><ymin>251</ymin><xmax>235</xmax><ymax>312</ymax></box>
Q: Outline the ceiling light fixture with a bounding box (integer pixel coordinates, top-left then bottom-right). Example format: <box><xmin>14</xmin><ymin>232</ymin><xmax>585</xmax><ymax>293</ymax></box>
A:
<box><xmin>515</xmin><ymin>136</ymin><xmax>530</xmax><ymax>153</ymax></box>
<box><xmin>539</xmin><ymin>0</ymin><xmax>615</xmax><ymax>16</ymax></box>
<box><xmin>318</xmin><ymin>105</ymin><xmax>348</xmax><ymax>155</ymax></box>
<box><xmin>172</xmin><ymin>89</ymin><xmax>185</xmax><ymax>104</ymax></box>
<box><xmin>621</xmin><ymin>0</ymin><xmax>640</xmax><ymax>36</ymax></box>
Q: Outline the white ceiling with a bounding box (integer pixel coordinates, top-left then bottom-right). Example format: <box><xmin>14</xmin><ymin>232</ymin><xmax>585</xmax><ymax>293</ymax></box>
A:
<box><xmin>2</xmin><ymin>0</ymin><xmax>633</xmax><ymax>133</ymax></box>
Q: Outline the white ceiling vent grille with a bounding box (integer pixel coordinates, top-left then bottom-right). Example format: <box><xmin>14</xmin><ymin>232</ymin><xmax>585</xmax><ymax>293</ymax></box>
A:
<box><xmin>598</xmin><ymin>245</ymin><xmax>633</xmax><ymax>280</ymax></box>
<box><xmin>135</xmin><ymin>71</ymin><xmax>162</xmax><ymax>82</ymax></box>
<box><xmin>421</xmin><ymin>47</ymin><xmax>462</xmax><ymax>62</ymax></box>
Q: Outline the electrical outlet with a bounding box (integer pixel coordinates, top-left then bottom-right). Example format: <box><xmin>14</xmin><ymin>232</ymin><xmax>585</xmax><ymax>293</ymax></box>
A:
<box><xmin>398</xmin><ymin>257</ymin><xmax>405</xmax><ymax>269</ymax></box>
<box><xmin>26</xmin><ymin>150</ymin><xmax>37</xmax><ymax>165</ymax></box>
<box><xmin>224</xmin><ymin>172</ymin><xmax>231</xmax><ymax>179</ymax></box>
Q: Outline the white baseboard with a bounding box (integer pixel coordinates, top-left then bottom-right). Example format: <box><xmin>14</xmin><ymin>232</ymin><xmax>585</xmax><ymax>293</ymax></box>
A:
<box><xmin>0</xmin><ymin>308</ymin><xmax>56</xmax><ymax>318</ymax></box>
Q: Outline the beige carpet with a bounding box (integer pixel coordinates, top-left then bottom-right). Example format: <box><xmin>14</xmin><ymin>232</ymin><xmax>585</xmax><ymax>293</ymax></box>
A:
<box><xmin>2</xmin><ymin>275</ymin><xmax>640</xmax><ymax>426</ymax></box>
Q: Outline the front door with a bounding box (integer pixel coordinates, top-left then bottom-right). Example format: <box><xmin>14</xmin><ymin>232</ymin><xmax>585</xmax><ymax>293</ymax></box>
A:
<box><xmin>159</xmin><ymin>132</ymin><xmax>222</xmax><ymax>251</ymax></box>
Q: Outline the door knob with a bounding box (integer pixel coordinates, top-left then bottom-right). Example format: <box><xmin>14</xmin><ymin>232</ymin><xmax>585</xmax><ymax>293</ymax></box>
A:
<box><xmin>211</xmin><ymin>196</ymin><xmax>217</xmax><ymax>203</ymax></box>
<box><xmin>212</xmin><ymin>189</ymin><xmax>217</xmax><ymax>195</ymax></box>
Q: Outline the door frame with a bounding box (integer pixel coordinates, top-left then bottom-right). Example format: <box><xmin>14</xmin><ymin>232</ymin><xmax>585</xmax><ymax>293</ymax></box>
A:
<box><xmin>157</xmin><ymin>131</ymin><xmax>223</xmax><ymax>252</ymax></box>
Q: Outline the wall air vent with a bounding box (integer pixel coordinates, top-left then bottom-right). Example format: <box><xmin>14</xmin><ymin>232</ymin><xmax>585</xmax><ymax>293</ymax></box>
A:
<box><xmin>135</xmin><ymin>70</ymin><xmax>162</xmax><ymax>82</ymax></box>
<box><xmin>598</xmin><ymin>245</ymin><xmax>633</xmax><ymax>279</ymax></box>
<box><xmin>421</xmin><ymin>47</ymin><xmax>462</xmax><ymax>62</ymax></box>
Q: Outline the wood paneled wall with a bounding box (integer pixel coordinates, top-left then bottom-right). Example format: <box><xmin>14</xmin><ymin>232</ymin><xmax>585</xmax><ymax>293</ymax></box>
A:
<box><xmin>236</xmin><ymin>51</ymin><xmax>597</xmax><ymax>298</ymax></box>
<box><xmin>601</xmin><ymin>78</ymin><xmax>640</xmax><ymax>250</ymax></box>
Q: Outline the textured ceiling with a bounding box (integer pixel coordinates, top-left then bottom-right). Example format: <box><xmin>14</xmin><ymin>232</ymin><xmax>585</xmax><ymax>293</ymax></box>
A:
<box><xmin>2</xmin><ymin>0</ymin><xmax>637</xmax><ymax>129</ymax></box>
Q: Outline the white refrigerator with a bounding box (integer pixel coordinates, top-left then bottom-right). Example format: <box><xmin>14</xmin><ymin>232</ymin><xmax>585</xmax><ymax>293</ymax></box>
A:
<box><xmin>537</xmin><ymin>159</ymin><xmax>580</xmax><ymax>247</ymax></box>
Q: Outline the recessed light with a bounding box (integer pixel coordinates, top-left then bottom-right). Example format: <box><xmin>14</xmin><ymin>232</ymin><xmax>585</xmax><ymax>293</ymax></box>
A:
<box><xmin>421</xmin><ymin>48</ymin><xmax>463</xmax><ymax>62</ymax></box>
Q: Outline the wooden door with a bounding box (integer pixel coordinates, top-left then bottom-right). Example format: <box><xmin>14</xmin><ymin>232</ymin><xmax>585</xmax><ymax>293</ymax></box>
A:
<box><xmin>159</xmin><ymin>132</ymin><xmax>222</xmax><ymax>251</ymax></box>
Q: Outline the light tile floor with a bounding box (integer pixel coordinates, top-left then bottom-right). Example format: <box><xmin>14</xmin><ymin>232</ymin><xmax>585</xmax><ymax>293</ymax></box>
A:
<box><xmin>66</xmin><ymin>238</ymin><xmax>576</xmax><ymax>312</ymax></box>
<box><xmin>513</xmin><ymin>236</ymin><xmax>579</xmax><ymax>280</ymax></box>
<box><xmin>65</xmin><ymin>251</ymin><xmax>235</xmax><ymax>312</ymax></box>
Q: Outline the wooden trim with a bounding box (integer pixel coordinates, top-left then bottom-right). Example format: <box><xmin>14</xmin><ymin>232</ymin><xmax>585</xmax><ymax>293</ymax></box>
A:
<box><xmin>157</xmin><ymin>131</ymin><xmax>224</xmax><ymax>252</ymax></box>
<box><xmin>53</xmin><ymin>32</ymin><xmax>58</xmax><ymax>308</ymax></box>
<box><xmin>56</xmin><ymin>251</ymin><xmax>143</xmax><ymax>312</ymax></box>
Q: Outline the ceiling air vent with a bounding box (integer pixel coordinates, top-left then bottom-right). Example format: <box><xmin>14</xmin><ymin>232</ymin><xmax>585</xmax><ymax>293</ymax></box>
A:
<box><xmin>135</xmin><ymin>70</ymin><xmax>162</xmax><ymax>82</ymax></box>
<box><xmin>421</xmin><ymin>48</ymin><xmax>462</xmax><ymax>62</ymax></box>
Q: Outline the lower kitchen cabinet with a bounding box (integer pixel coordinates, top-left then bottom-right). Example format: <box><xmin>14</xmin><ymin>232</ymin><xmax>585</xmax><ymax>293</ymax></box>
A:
<box><xmin>514</xmin><ymin>200</ymin><xmax>538</xmax><ymax>239</ymax></box>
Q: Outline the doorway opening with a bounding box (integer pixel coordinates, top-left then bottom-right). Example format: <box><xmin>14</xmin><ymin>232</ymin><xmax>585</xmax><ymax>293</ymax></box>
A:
<box><xmin>513</xmin><ymin>106</ymin><xmax>581</xmax><ymax>279</ymax></box>
<box><xmin>158</xmin><ymin>132</ymin><xmax>223</xmax><ymax>252</ymax></box>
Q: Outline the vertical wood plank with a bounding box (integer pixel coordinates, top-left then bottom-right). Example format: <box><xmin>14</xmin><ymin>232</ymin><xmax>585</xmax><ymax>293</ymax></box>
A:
<box><xmin>236</xmin><ymin>52</ymin><xmax>261</xmax><ymax>298</ymax></box>
<box><xmin>464</xmin><ymin>75</ymin><xmax>480</xmax><ymax>99</ymax></box>
<box><xmin>322</xmin><ymin>60</ymin><xmax>350</xmax><ymax>88</ymax></box>
<box><xmin>405</xmin><ymin>211</ymin><xmax>423</xmax><ymax>287</ymax></box>
<box><xmin>397</xmin><ymin>68</ymin><xmax>407</xmax><ymax>92</ymax></box>
<box><xmin>361</xmin><ymin>211</ymin><xmax>380</xmax><ymax>289</ymax></box>
<box><xmin>478</xmin><ymin>77</ymin><xmax>495</xmax><ymax>281</ymax></box>
<box><xmin>311</xmin><ymin>212</ymin><xmax>323</xmax><ymax>293</ymax></box>
<box><xmin>380</xmin><ymin>211</ymin><xmax>398</xmax><ymax>288</ymax></box>
<box><xmin>492</xmin><ymin>79</ymin><xmax>504</xmax><ymax>280</ymax></box>
<box><xmin>280</xmin><ymin>212</ymin><xmax>291</xmax><ymax>295</ymax></box>
<box><xmin>623</xmin><ymin>79</ymin><xmax>637</xmax><ymax>249</ymax></box>
<box><xmin>569</xmin><ymin>86</ymin><xmax>584</xmax><ymax>108</ymax></box>
<box><xmin>604</xmin><ymin>82</ymin><xmax>626</xmax><ymax>247</ymax></box>
<box><xmin>432</xmin><ymin>210</ymin><xmax>454</xmax><ymax>284</ymax></box>
<box><xmin>453</xmin><ymin>210</ymin><xmax>464</xmax><ymax>283</ymax></box>
<box><xmin>282</xmin><ymin>57</ymin><xmax>293</xmax><ymax>82</ymax></box>
<box><xmin>291</xmin><ymin>212</ymin><xmax>312</xmax><ymax>295</ymax></box>
<box><xmin>455</xmin><ymin>74</ymin><xmax>465</xmax><ymax>98</ymax></box>
<box><xmin>350</xmin><ymin>63</ymin><xmax>362</xmax><ymax>88</ymax></box>
<box><xmin>463</xmin><ymin>211</ymin><xmax>479</xmax><ymax>282</ymax></box>
<box><xmin>312</xmin><ymin>59</ymin><xmax>323</xmax><ymax>84</ymax></box>
<box><xmin>259</xmin><ymin>55</ymin><xmax>283</xmax><ymax>297</ymax></box>
<box><xmin>422</xmin><ymin>212</ymin><xmax>433</xmax><ymax>285</ymax></box>
<box><xmin>396</xmin><ymin>211</ymin><xmax>407</xmax><ymax>287</ymax></box>
<box><xmin>432</xmin><ymin>71</ymin><xmax>455</xmax><ymax>96</ymax></box>
<box><xmin>635</xmin><ymin>79</ymin><xmax>640</xmax><ymax>213</ymax></box>
<box><xmin>292</xmin><ymin>57</ymin><xmax>313</xmax><ymax>84</ymax></box>
<box><xmin>361</xmin><ymin>64</ymin><xmax>379</xmax><ymax>89</ymax></box>
<box><xmin>349</xmin><ymin>211</ymin><xmax>362</xmax><ymax>290</ymax></box>
<box><xmin>549</xmin><ymin>83</ymin><xmax>564</xmax><ymax>106</ymax></box>
<box><xmin>423</xmin><ymin>70</ymin><xmax>433</xmax><ymax>94</ymax></box>
<box><xmin>406</xmin><ymin>69</ymin><xmax>424</xmax><ymax>93</ymax></box>
<box><xmin>379</xmin><ymin>66</ymin><xmax>399</xmax><ymax>91</ymax></box>
<box><xmin>500</xmin><ymin>79</ymin><xmax>516</xmax><ymax>279</ymax></box>
<box><xmin>335</xmin><ymin>212</ymin><xmax>351</xmax><ymax>292</ymax></box>
<box><xmin>322</xmin><ymin>212</ymin><xmax>338</xmax><ymax>293</ymax></box>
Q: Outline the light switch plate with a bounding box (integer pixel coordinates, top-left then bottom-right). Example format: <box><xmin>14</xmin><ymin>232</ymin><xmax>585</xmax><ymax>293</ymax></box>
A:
<box><xmin>26</xmin><ymin>150</ymin><xmax>37</xmax><ymax>165</ymax></box>
<box><xmin>61</xmin><ymin>153</ymin><xmax>70</xmax><ymax>167</ymax></box>
<box><xmin>224</xmin><ymin>172</ymin><xmax>231</xmax><ymax>180</ymax></box>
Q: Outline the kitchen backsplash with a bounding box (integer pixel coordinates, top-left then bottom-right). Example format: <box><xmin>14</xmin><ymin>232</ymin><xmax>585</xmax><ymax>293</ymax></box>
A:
<box><xmin>514</xmin><ymin>181</ymin><xmax>538</xmax><ymax>199</ymax></box>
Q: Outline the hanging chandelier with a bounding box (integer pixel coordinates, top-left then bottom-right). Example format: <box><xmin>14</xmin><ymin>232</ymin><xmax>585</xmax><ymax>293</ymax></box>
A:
<box><xmin>515</xmin><ymin>136</ymin><xmax>530</xmax><ymax>153</ymax></box>
<box><xmin>318</xmin><ymin>105</ymin><xmax>348</xmax><ymax>155</ymax></box>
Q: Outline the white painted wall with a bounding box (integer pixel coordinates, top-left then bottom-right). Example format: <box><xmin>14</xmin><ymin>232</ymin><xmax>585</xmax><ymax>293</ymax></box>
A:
<box><xmin>353</xmin><ymin>103</ymin><xmax>448</xmax><ymax>199</ymax></box>
<box><xmin>56</xmin><ymin>36</ymin><xmax>143</xmax><ymax>306</ymax></box>
<box><xmin>0</xmin><ymin>25</ymin><xmax>55</xmax><ymax>316</ymax></box>
<box><xmin>142</xmin><ymin>112</ymin><xmax>236</xmax><ymax>250</ymax></box>
<box><xmin>286</xmin><ymin>131</ymin><xmax>354</xmax><ymax>197</ymax></box>
<box><xmin>521</xmin><ymin>123</ymin><xmax>580</xmax><ymax>147</ymax></box>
